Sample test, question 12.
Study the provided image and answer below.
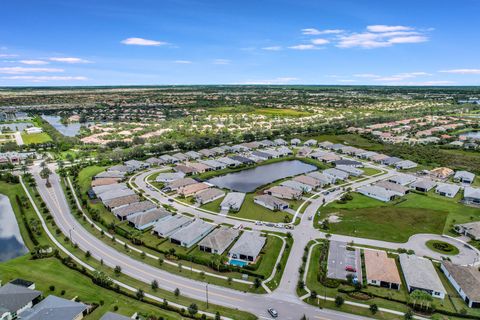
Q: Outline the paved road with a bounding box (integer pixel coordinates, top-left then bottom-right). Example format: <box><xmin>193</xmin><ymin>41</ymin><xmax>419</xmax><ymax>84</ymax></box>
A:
<box><xmin>32</xmin><ymin>163</ymin><xmax>372</xmax><ymax>320</ymax></box>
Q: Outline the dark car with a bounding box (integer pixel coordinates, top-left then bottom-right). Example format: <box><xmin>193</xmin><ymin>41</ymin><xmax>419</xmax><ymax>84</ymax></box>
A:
<box><xmin>268</xmin><ymin>308</ymin><xmax>278</xmax><ymax>318</ymax></box>
<box><xmin>345</xmin><ymin>265</ymin><xmax>356</xmax><ymax>272</ymax></box>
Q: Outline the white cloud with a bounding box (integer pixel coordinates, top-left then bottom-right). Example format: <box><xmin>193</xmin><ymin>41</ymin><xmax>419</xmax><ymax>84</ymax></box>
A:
<box><xmin>0</xmin><ymin>67</ymin><xmax>64</xmax><ymax>74</ymax></box>
<box><xmin>337</xmin><ymin>79</ymin><xmax>357</xmax><ymax>83</ymax></box>
<box><xmin>374</xmin><ymin>72</ymin><xmax>431</xmax><ymax>82</ymax></box>
<box><xmin>439</xmin><ymin>69</ymin><xmax>480</xmax><ymax>75</ymax></box>
<box><xmin>367</xmin><ymin>25</ymin><xmax>413</xmax><ymax>33</ymax></box>
<box><xmin>353</xmin><ymin>73</ymin><xmax>381</xmax><ymax>78</ymax></box>
<box><xmin>121</xmin><ymin>37</ymin><xmax>167</xmax><ymax>46</ymax></box>
<box><xmin>213</xmin><ymin>59</ymin><xmax>230</xmax><ymax>65</ymax></box>
<box><xmin>49</xmin><ymin>57</ymin><xmax>91</xmax><ymax>63</ymax></box>
<box><xmin>262</xmin><ymin>46</ymin><xmax>282</xmax><ymax>51</ymax></box>
<box><xmin>311</xmin><ymin>38</ymin><xmax>329</xmax><ymax>45</ymax></box>
<box><xmin>3</xmin><ymin>76</ymin><xmax>87</xmax><ymax>82</ymax></box>
<box><xmin>301</xmin><ymin>28</ymin><xmax>344</xmax><ymax>35</ymax></box>
<box><xmin>289</xmin><ymin>44</ymin><xmax>317</xmax><ymax>50</ymax></box>
<box><xmin>239</xmin><ymin>77</ymin><xmax>299</xmax><ymax>85</ymax></box>
<box><xmin>174</xmin><ymin>60</ymin><xmax>192</xmax><ymax>64</ymax></box>
<box><xmin>337</xmin><ymin>26</ymin><xmax>429</xmax><ymax>49</ymax></box>
<box><xmin>0</xmin><ymin>54</ymin><xmax>18</xmax><ymax>58</ymax></box>
<box><xmin>19</xmin><ymin>60</ymin><xmax>49</xmax><ymax>65</ymax></box>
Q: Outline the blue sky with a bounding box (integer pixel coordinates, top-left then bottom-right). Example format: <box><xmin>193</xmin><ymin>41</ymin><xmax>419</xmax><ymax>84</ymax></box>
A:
<box><xmin>1</xmin><ymin>0</ymin><xmax>480</xmax><ymax>86</ymax></box>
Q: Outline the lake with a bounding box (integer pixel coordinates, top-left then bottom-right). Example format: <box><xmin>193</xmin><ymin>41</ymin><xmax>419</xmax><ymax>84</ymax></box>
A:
<box><xmin>42</xmin><ymin>115</ymin><xmax>93</xmax><ymax>137</ymax></box>
<box><xmin>208</xmin><ymin>160</ymin><xmax>316</xmax><ymax>192</ymax></box>
<box><xmin>0</xmin><ymin>194</ymin><xmax>28</xmax><ymax>262</ymax></box>
<box><xmin>460</xmin><ymin>131</ymin><xmax>480</xmax><ymax>140</ymax></box>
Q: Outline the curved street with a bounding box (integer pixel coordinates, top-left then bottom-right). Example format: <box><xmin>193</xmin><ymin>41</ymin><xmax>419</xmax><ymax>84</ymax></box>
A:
<box><xmin>31</xmin><ymin>160</ymin><xmax>480</xmax><ymax>320</ymax></box>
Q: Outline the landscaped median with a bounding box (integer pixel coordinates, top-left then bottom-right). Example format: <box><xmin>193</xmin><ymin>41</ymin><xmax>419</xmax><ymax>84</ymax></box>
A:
<box><xmin>20</xmin><ymin>173</ymin><xmax>256</xmax><ymax>320</ymax></box>
<box><xmin>300</xmin><ymin>239</ymin><xmax>480</xmax><ymax>320</ymax></box>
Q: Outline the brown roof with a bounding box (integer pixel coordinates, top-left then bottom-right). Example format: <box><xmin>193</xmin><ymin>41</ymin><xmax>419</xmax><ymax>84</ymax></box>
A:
<box><xmin>178</xmin><ymin>183</ymin><xmax>209</xmax><ymax>196</ymax></box>
<box><xmin>364</xmin><ymin>250</ymin><xmax>401</xmax><ymax>285</ymax></box>
<box><xmin>104</xmin><ymin>194</ymin><xmax>140</xmax><ymax>209</ymax></box>
<box><xmin>443</xmin><ymin>262</ymin><xmax>480</xmax><ymax>302</ymax></box>
<box><xmin>91</xmin><ymin>178</ymin><xmax>121</xmax><ymax>187</ymax></box>
<box><xmin>430</xmin><ymin>167</ymin><xmax>454</xmax><ymax>178</ymax></box>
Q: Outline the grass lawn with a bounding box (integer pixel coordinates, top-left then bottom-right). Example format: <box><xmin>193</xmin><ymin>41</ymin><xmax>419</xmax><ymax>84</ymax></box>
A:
<box><xmin>200</xmin><ymin>196</ymin><xmax>224</xmax><ymax>212</ymax></box>
<box><xmin>318</xmin><ymin>193</ymin><xmax>451</xmax><ymax>242</ymax></box>
<box><xmin>21</xmin><ymin>132</ymin><xmax>52</xmax><ymax>144</ymax></box>
<box><xmin>362</xmin><ymin>167</ymin><xmax>383</xmax><ymax>176</ymax></box>
<box><xmin>77</xmin><ymin>165</ymin><xmax>108</xmax><ymax>194</ymax></box>
<box><xmin>425</xmin><ymin>240</ymin><xmax>460</xmax><ymax>255</ymax></box>
<box><xmin>0</xmin><ymin>256</ymin><xmax>183</xmax><ymax>320</ymax></box>
<box><xmin>229</xmin><ymin>193</ymin><xmax>288</xmax><ymax>223</ymax></box>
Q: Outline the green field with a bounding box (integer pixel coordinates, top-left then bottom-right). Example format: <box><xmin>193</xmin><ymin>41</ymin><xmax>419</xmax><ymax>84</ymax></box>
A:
<box><xmin>209</xmin><ymin>106</ymin><xmax>312</xmax><ymax>117</ymax></box>
<box><xmin>0</xmin><ymin>256</ymin><xmax>183</xmax><ymax>320</ymax></box>
<box><xmin>317</xmin><ymin>192</ymin><xmax>467</xmax><ymax>242</ymax></box>
<box><xmin>228</xmin><ymin>193</ymin><xmax>289</xmax><ymax>223</ymax></box>
<box><xmin>21</xmin><ymin>132</ymin><xmax>52</xmax><ymax>144</ymax></box>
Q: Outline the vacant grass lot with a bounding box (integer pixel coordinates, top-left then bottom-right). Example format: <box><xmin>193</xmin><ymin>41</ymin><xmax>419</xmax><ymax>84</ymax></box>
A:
<box><xmin>319</xmin><ymin>193</ymin><xmax>455</xmax><ymax>242</ymax></box>
<box><xmin>228</xmin><ymin>193</ymin><xmax>288</xmax><ymax>223</ymax></box>
<box><xmin>21</xmin><ymin>132</ymin><xmax>52</xmax><ymax>144</ymax></box>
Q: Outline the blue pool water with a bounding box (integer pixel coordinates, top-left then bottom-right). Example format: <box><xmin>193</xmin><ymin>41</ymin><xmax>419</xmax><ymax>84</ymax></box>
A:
<box><xmin>229</xmin><ymin>259</ymin><xmax>248</xmax><ymax>267</ymax></box>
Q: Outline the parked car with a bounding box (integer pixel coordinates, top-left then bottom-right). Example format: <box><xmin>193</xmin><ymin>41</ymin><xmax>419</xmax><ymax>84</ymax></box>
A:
<box><xmin>345</xmin><ymin>265</ymin><xmax>356</xmax><ymax>272</ymax></box>
<box><xmin>267</xmin><ymin>308</ymin><xmax>278</xmax><ymax>318</ymax></box>
<box><xmin>255</xmin><ymin>221</ymin><xmax>263</xmax><ymax>226</ymax></box>
<box><xmin>168</xmin><ymin>198</ymin><xmax>174</xmax><ymax>202</ymax></box>
<box><xmin>275</xmin><ymin>223</ymin><xmax>284</xmax><ymax>229</ymax></box>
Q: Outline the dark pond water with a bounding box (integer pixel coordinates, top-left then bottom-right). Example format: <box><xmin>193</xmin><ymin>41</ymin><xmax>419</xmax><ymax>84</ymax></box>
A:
<box><xmin>42</xmin><ymin>115</ymin><xmax>93</xmax><ymax>137</ymax></box>
<box><xmin>0</xmin><ymin>194</ymin><xmax>28</xmax><ymax>262</ymax></box>
<box><xmin>208</xmin><ymin>160</ymin><xmax>316</xmax><ymax>192</ymax></box>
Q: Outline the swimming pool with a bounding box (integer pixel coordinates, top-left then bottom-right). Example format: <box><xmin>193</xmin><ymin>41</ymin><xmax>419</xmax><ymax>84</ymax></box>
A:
<box><xmin>229</xmin><ymin>259</ymin><xmax>248</xmax><ymax>267</ymax></box>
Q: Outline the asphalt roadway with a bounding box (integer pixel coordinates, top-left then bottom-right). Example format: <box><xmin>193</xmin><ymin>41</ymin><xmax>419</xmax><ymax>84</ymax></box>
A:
<box><xmin>32</xmin><ymin>163</ymin><xmax>373</xmax><ymax>320</ymax></box>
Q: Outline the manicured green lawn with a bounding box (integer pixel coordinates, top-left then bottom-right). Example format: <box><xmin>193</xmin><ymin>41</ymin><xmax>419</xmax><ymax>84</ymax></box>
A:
<box><xmin>362</xmin><ymin>167</ymin><xmax>383</xmax><ymax>176</ymax></box>
<box><xmin>319</xmin><ymin>193</ymin><xmax>452</xmax><ymax>242</ymax></box>
<box><xmin>200</xmin><ymin>195</ymin><xmax>225</xmax><ymax>212</ymax></box>
<box><xmin>228</xmin><ymin>193</ymin><xmax>288</xmax><ymax>223</ymax></box>
<box><xmin>77</xmin><ymin>165</ymin><xmax>108</xmax><ymax>194</ymax></box>
<box><xmin>0</xmin><ymin>256</ymin><xmax>183</xmax><ymax>320</ymax></box>
<box><xmin>425</xmin><ymin>240</ymin><xmax>460</xmax><ymax>255</ymax></box>
<box><xmin>21</xmin><ymin>132</ymin><xmax>52</xmax><ymax>144</ymax></box>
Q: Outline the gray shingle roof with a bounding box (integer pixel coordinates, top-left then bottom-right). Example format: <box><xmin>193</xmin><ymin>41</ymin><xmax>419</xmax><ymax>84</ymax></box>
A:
<box><xmin>0</xmin><ymin>283</ymin><xmax>41</xmax><ymax>313</ymax></box>
<box><xmin>100</xmin><ymin>312</ymin><xmax>132</xmax><ymax>320</ymax></box>
<box><xmin>198</xmin><ymin>227</ymin><xmax>240</xmax><ymax>254</ymax></box>
<box><xmin>443</xmin><ymin>262</ymin><xmax>480</xmax><ymax>302</ymax></box>
<box><xmin>399</xmin><ymin>254</ymin><xmax>445</xmax><ymax>294</ymax></box>
<box><xmin>169</xmin><ymin>219</ymin><xmax>216</xmax><ymax>245</ymax></box>
<box><xmin>112</xmin><ymin>201</ymin><xmax>156</xmax><ymax>218</ymax></box>
<box><xmin>229</xmin><ymin>232</ymin><xmax>266</xmax><ymax>258</ymax></box>
<box><xmin>21</xmin><ymin>295</ymin><xmax>87</xmax><ymax>320</ymax></box>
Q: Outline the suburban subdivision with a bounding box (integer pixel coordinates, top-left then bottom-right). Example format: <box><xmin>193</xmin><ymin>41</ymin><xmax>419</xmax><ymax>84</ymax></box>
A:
<box><xmin>2</xmin><ymin>2</ymin><xmax>480</xmax><ymax>319</ymax></box>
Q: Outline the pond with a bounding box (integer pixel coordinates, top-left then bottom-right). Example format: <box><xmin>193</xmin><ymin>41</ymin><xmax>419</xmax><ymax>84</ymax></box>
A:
<box><xmin>0</xmin><ymin>194</ymin><xmax>28</xmax><ymax>262</ymax></box>
<box><xmin>460</xmin><ymin>131</ymin><xmax>480</xmax><ymax>140</ymax></box>
<box><xmin>208</xmin><ymin>160</ymin><xmax>316</xmax><ymax>192</ymax></box>
<box><xmin>42</xmin><ymin>115</ymin><xmax>93</xmax><ymax>137</ymax></box>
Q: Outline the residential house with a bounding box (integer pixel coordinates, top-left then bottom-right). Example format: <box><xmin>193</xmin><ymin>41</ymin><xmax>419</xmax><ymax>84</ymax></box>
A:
<box><xmin>357</xmin><ymin>185</ymin><xmax>397</xmax><ymax>202</ymax></box>
<box><xmin>155</xmin><ymin>172</ymin><xmax>185</xmax><ymax>183</ymax></box>
<box><xmin>145</xmin><ymin>157</ymin><xmax>165</xmax><ymax>166</ymax></box>
<box><xmin>374</xmin><ymin>181</ymin><xmax>409</xmax><ymax>196</ymax></box>
<box><xmin>455</xmin><ymin>222</ymin><xmax>480</xmax><ymax>240</ymax></box>
<box><xmin>333</xmin><ymin>159</ymin><xmax>363</xmax><ymax>167</ymax></box>
<box><xmin>254</xmin><ymin>195</ymin><xmax>289</xmax><ymax>211</ymax></box>
<box><xmin>435</xmin><ymin>183</ymin><xmax>460</xmax><ymax>198</ymax></box>
<box><xmin>293</xmin><ymin>175</ymin><xmax>323</xmax><ymax>189</ymax></box>
<box><xmin>276</xmin><ymin>146</ymin><xmax>293</xmax><ymax>156</ymax></box>
<box><xmin>198</xmin><ymin>227</ymin><xmax>240</xmax><ymax>254</ymax></box>
<box><xmin>399</xmin><ymin>254</ymin><xmax>446</xmax><ymax>299</ymax></box>
<box><xmin>174</xmin><ymin>164</ymin><xmax>197</xmax><ymax>176</ymax></box>
<box><xmin>0</xmin><ymin>283</ymin><xmax>41</xmax><ymax>320</ymax></box>
<box><xmin>195</xmin><ymin>188</ymin><xmax>225</xmax><ymax>205</ymax></box>
<box><xmin>159</xmin><ymin>154</ymin><xmax>178</xmax><ymax>164</ymax></box>
<box><xmin>177</xmin><ymin>183</ymin><xmax>209</xmax><ymax>197</ymax></box>
<box><xmin>104</xmin><ymin>194</ymin><xmax>140</xmax><ymax>210</ymax></box>
<box><xmin>259</xmin><ymin>139</ymin><xmax>275</xmax><ymax>147</ymax></box>
<box><xmin>281</xmin><ymin>180</ymin><xmax>312</xmax><ymax>193</ymax></box>
<box><xmin>304</xmin><ymin>139</ymin><xmax>317</xmax><ymax>146</ymax></box>
<box><xmin>309</xmin><ymin>150</ymin><xmax>328</xmax><ymax>160</ymax></box>
<box><xmin>454</xmin><ymin>171</ymin><xmax>476</xmax><ymax>184</ymax></box>
<box><xmin>94</xmin><ymin>171</ymin><xmax>126</xmax><ymax>180</ymax></box>
<box><xmin>97</xmin><ymin>188</ymin><xmax>136</xmax><ymax>202</ymax></box>
<box><xmin>220</xmin><ymin>192</ymin><xmax>246</xmax><ymax>211</ymax></box>
<box><xmin>318</xmin><ymin>141</ymin><xmax>333</xmax><ymax>149</ymax></box>
<box><xmin>264</xmin><ymin>186</ymin><xmax>302</xmax><ymax>200</ymax></box>
<box><xmin>127</xmin><ymin>208</ymin><xmax>171</xmax><ymax>230</ymax></box>
<box><xmin>252</xmin><ymin>150</ymin><xmax>274</xmax><ymax>160</ymax></box>
<box><xmin>169</xmin><ymin>219</ymin><xmax>216</xmax><ymax>248</ymax></box>
<box><xmin>329</xmin><ymin>143</ymin><xmax>345</xmax><ymax>152</ymax></box>
<box><xmin>100</xmin><ymin>312</ymin><xmax>132</xmax><ymax>320</ymax></box>
<box><xmin>112</xmin><ymin>201</ymin><xmax>157</xmax><ymax>220</ymax></box>
<box><xmin>198</xmin><ymin>149</ymin><xmax>216</xmax><ymax>158</ymax></box>
<box><xmin>318</xmin><ymin>152</ymin><xmax>341</xmax><ymax>163</ymax></box>
<box><xmin>153</xmin><ymin>215</ymin><xmax>193</xmax><ymax>237</ymax></box>
<box><xmin>410</xmin><ymin>179</ymin><xmax>437</xmax><ymax>192</ymax></box>
<box><xmin>388</xmin><ymin>174</ymin><xmax>417</xmax><ymax>186</ymax></box>
<box><xmin>290</xmin><ymin>138</ymin><xmax>301</xmax><ymax>145</ymax></box>
<box><xmin>370</xmin><ymin>154</ymin><xmax>390</xmax><ymax>163</ymax></box>
<box><xmin>228</xmin><ymin>232</ymin><xmax>266</xmax><ymax>263</ymax></box>
<box><xmin>229</xmin><ymin>155</ymin><xmax>254</xmax><ymax>165</ymax></box>
<box><xmin>172</xmin><ymin>153</ymin><xmax>188</xmax><ymax>162</ymax></box>
<box><xmin>464</xmin><ymin>186</ymin><xmax>480</xmax><ymax>205</ymax></box>
<box><xmin>359</xmin><ymin>151</ymin><xmax>378</xmax><ymax>160</ymax></box>
<box><xmin>124</xmin><ymin>160</ymin><xmax>149</xmax><ymax>171</ymax></box>
<box><xmin>336</xmin><ymin>165</ymin><xmax>364</xmax><ymax>177</ymax></box>
<box><xmin>323</xmin><ymin>168</ymin><xmax>349</xmax><ymax>181</ymax></box>
<box><xmin>199</xmin><ymin>159</ymin><xmax>227</xmax><ymax>170</ymax></box>
<box><xmin>364</xmin><ymin>250</ymin><xmax>401</xmax><ymax>290</ymax></box>
<box><xmin>91</xmin><ymin>178</ymin><xmax>121</xmax><ymax>188</ymax></box>
<box><xmin>274</xmin><ymin>138</ymin><xmax>287</xmax><ymax>146</ymax></box>
<box><xmin>186</xmin><ymin>162</ymin><xmax>212</xmax><ymax>173</ymax></box>
<box><xmin>185</xmin><ymin>151</ymin><xmax>202</xmax><ymax>160</ymax></box>
<box><xmin>395</xmin><ymin>160</ymin><xmax>418</xmax><ymax>170</ymax></box>
<box><xmin>441</xmin><ymin>261</ymin><xmax>480</xmax><ymax>308</ymax></box>
<box><xmin>217</xmin><ymin>157</ymin><xmax>241</xmax><ymax>167</ymax></box>
<box><xmin>297</xmin><ymin>147</ymin><xmax>312</xmax><ymax>157</ymax></box>
<box><xmin>165</xmin><ymin>178</ymin><xmax>197</xmax><ymax>192</ymax></box>
<box><xmin>430</xmin><ymin>167</ymin><xmax>455</xmax><ymax>180</ymax></box>
<box><xmin>382</xmin><ymin>157</ymin><xmax>403</xmax><ymax>166</ymax></box>
<box><xmin>108</xmin><ymin>165</ymin><xmax>133</xmax><ymax>174</ymax></box>
<box><xmin>306</xmin><ymin>171</ymin><xmax>333</xmax><ymax>186</ymax></box>
<box><xmin>21</xmin><ymin>295</ymin><xmax>87</xmax><ymax>320</ymax></box>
